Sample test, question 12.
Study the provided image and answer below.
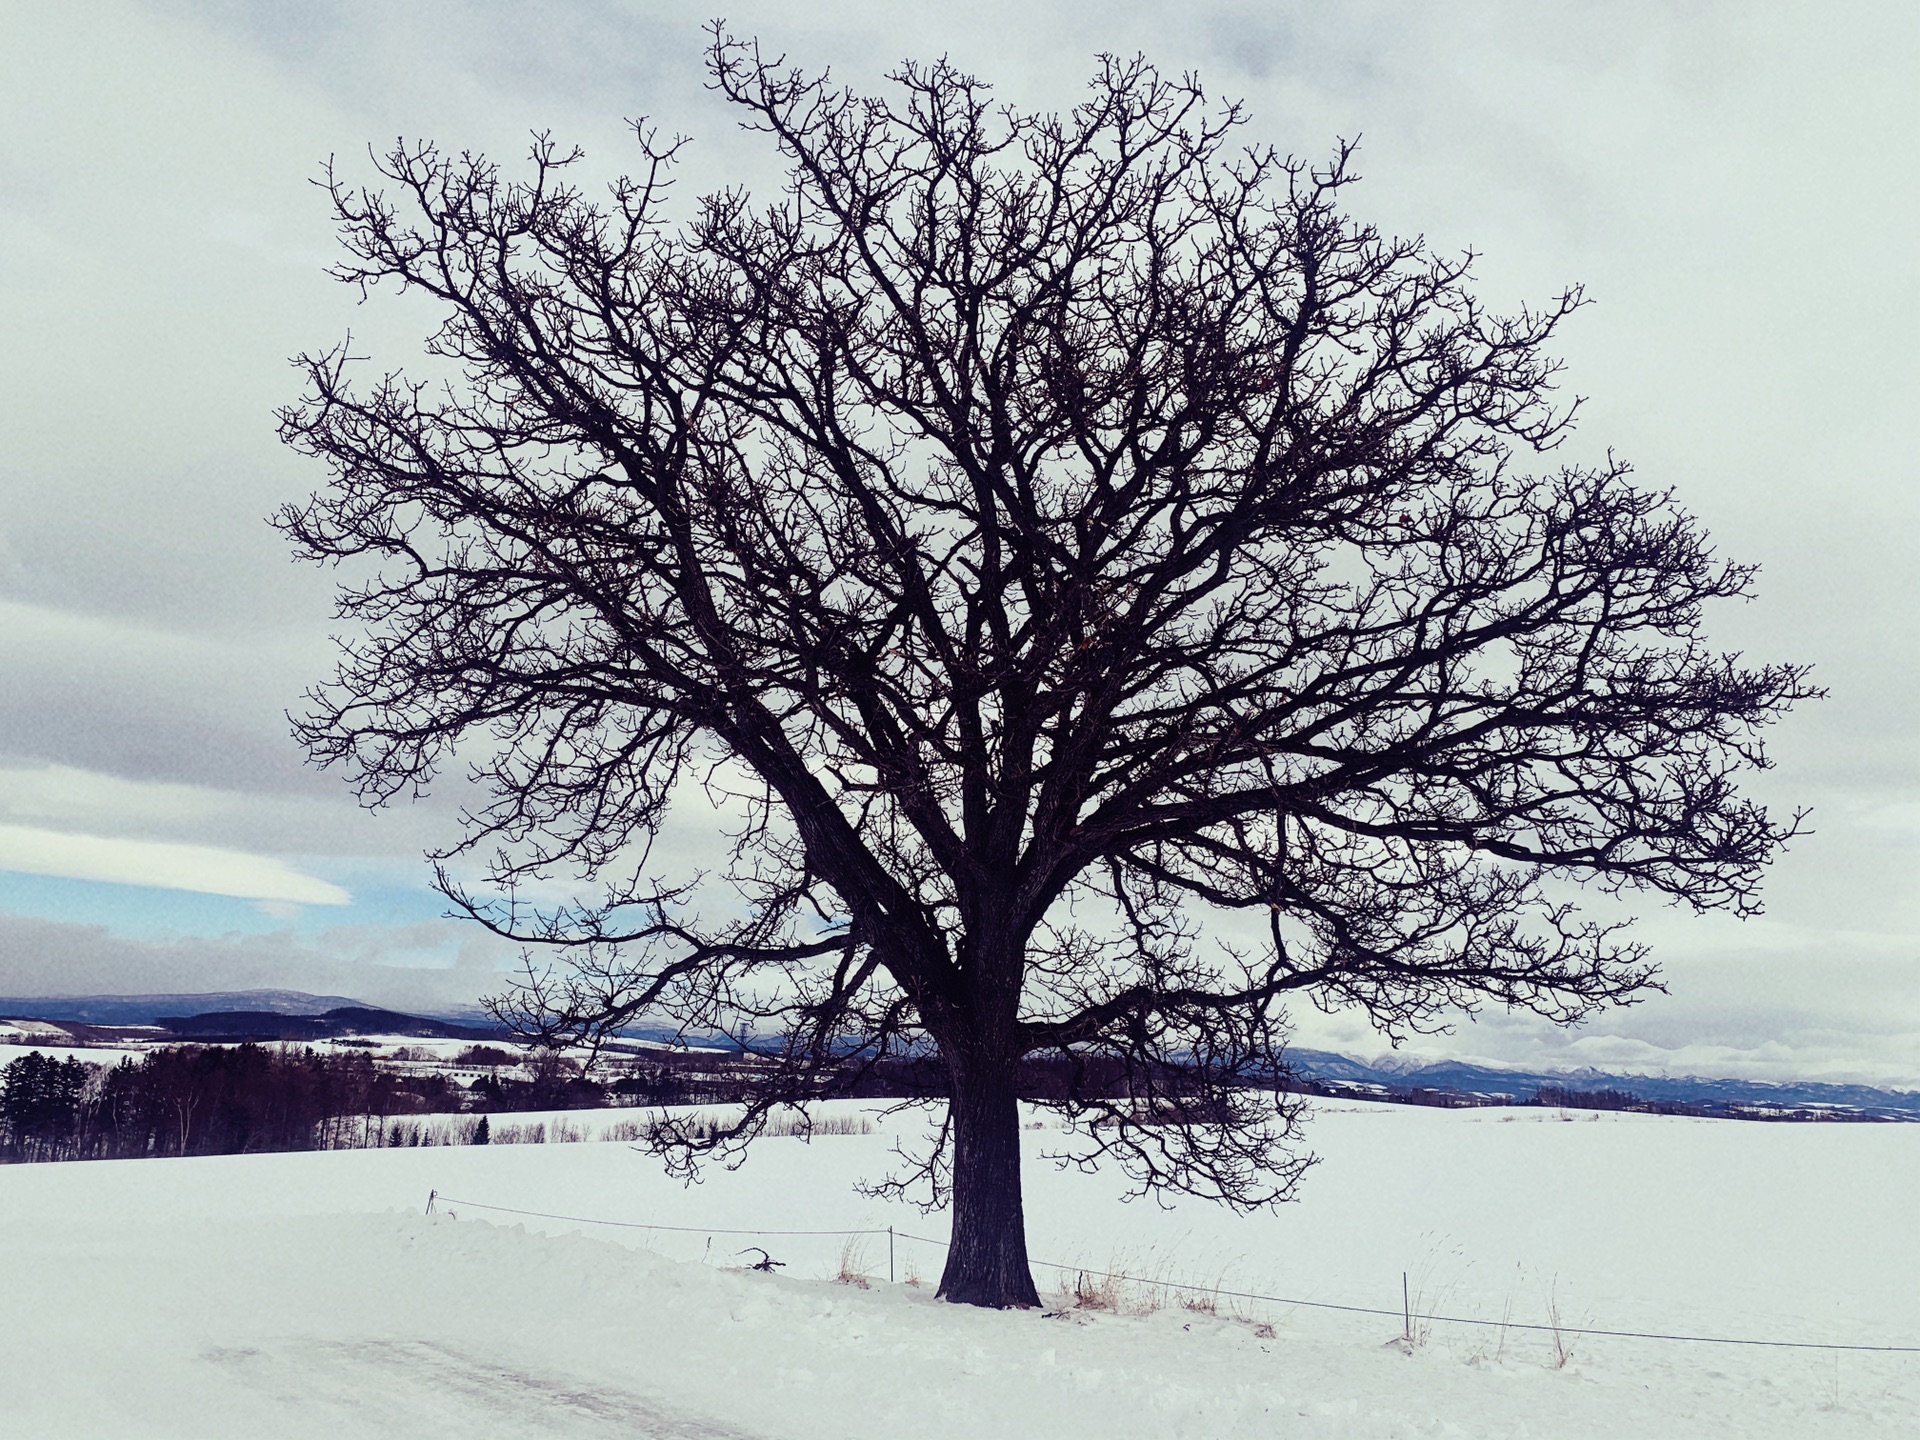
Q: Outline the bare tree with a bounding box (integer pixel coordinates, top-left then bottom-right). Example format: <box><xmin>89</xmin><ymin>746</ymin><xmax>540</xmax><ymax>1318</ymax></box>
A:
<box><xmin>276</xmin><ymin>29</ymin><xmax>1813</xmax><ymax>1307</ymax></box>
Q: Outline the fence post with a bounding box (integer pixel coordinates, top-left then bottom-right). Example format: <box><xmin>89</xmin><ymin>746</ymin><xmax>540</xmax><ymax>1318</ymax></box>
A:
<box><xmin>1403</xmin><ymin>1271</ymin><xmax>1411</xmax><ymax>1342</ymax></box>
<box><xmin>889</xmin><ymin>1226</ymin><xmax>895</xmax><ymax>1284</ymax></box>
<box><xmin>426</xmin><ymin>1188</ymin><xmax>437</xmax><ymax>1216</ymax></box>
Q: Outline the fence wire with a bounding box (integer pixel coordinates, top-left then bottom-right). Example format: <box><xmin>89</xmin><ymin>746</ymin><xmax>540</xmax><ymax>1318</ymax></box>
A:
<box><xmin>427</xmin><ymin>1190</ymin><xmax>1920</xmax><ymax>1355</ymax></box>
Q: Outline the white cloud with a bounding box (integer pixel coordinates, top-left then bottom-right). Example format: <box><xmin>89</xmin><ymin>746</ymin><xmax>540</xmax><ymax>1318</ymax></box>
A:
<box><xmin>0</xmin><ymin>825</ymin><xmax>349</xmax><ymax>906</ymax></box>
<box><xmin>0</xmin><ymin>761</ymin><xmax>229</xmax><ymax>831</ymax></box>
<box><xmin>0</xmin><ymin>910</ymin><xmax>508</xmax><ymax>1012</ymax></box>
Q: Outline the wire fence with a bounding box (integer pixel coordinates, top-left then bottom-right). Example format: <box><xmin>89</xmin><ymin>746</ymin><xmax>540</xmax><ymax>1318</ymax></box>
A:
<box><xmin>424</xmin><ymin>1190</ymin><xmax>1920</xmax><ymax>1356</ymax></box>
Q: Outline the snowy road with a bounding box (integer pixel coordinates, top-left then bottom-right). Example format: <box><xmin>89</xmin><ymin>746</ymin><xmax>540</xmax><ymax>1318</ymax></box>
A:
<box><xmin>198</xmin><ymin>1337</ymin><xmax>756</xmax><ymax>1437</ymax></box>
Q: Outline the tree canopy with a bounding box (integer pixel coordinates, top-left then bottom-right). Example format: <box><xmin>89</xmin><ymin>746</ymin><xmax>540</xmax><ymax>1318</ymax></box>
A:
<box><xmin>278</xmin><ymin>29</ymin><xmax>1813</xmax><ymax>1305</ymax></box>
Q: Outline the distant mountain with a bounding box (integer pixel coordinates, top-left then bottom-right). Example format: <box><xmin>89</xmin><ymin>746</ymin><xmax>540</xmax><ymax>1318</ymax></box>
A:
<box><xmin>1284</xmin><ymin>1048</ymin><xmax>1920</xmax><ymax>1118</ymax></box>
<box><xmin>0</xmin><ymin>991</ymin><xmax>509</xmax><ymax>1043</ymax></box>
<box><xmin>0</xmin><ymin>990</ymin><xmax>370</xmax><ymax>1026</ymax></box>
<box><xmin>155</xmin><ymin>1006</ymin><xmax>506</xmax><ymax>1043</ymax></box>
<box><xmin>7</xmin><ymin>993</ymin><xmax>1915</xmax><ymax>1119</ymax></box>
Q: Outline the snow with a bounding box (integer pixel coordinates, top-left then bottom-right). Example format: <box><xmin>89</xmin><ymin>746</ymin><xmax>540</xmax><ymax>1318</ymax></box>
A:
<box><xmin>0</xmin><ymin>1040</ymin><xmax>143</xmax><ymax>1066</ymax></box>
<box><xmin>308</xmin><ymin>1035</ymin><xmax>492</xmax><ymax>1057</ymax></box>
<box><xmin>0</xmin><ymin>1099</ymin><xmax>1914</xmax><ymax>1437</ymax></box>
<box><xmin>0</xmin><ymin>1018</ymin><xmax>69</xmax><ymax>1037</ymax></box>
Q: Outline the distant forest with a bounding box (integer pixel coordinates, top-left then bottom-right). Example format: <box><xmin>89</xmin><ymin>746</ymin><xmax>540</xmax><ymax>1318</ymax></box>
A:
<box><xmin>5</xmin><ymin>1038</ymin><xmax>1903</xmax><ymax>1165</ymax></box>
<box><xmin>0</xmin><ymin>1044</ymin><xmax>638</xmax><ymax>1162</ymax></box>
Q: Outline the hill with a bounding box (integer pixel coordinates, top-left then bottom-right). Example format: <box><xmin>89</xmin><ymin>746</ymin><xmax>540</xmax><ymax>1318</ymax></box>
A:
<box><xmin>0</xmin><ymin>989</ymin><xmax>371</xmax><ymax>1026</ymax></box>
<box><xmin>1284</xmin><ymin>1049</ymin><xmax>1920</xmax><ymax>1120</ymax></box>
<box><xmin>154</xmin><ymin>1006</ymin><xmax>505</xmax><ymax>1043</ymax></box>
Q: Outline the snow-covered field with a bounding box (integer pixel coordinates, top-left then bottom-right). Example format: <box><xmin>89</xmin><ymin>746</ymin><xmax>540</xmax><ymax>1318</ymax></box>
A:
<box><xmin>1</xmin><ymin>1099</ymin><xmax>1914</xmax><ymax>1437</ymax></box>
<box><xmin>0</xmin><ymin>1039</ymin><xmax>144</xmax><ymax>1066</ymax></box>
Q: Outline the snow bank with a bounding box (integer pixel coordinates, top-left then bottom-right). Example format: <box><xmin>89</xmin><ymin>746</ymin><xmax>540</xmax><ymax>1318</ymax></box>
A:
<box><xmin>0</xmin><ymin>1100</ymin><xmax>1913</xmax><ymax>1437</ymax></box>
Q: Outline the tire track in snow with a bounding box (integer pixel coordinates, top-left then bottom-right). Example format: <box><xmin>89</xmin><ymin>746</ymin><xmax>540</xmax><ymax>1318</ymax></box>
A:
<box><xmin>200</xmin><ymin>1338</ymin><xmax>760</xmax><ymax>1438</ymax></box>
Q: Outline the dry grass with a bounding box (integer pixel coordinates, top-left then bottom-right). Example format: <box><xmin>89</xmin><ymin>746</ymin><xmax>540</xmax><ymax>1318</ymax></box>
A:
<box><xmin>834</xmin><ymin>1235</ymin><xmax>874</xmax><ymax>1289</ymax></box>
<box><xmin>1067</xmin><ymin>1268</ymin><xmax>1125</xmax><ymax>1311</ymax></box>
<box><xmin>1179</xmin><ymin>1286</ymin><xmax>1220</xmax><ymax>1317</ymax></box>
<box><xmin>1491</xmin><ymin>1290</ymin><xmax>1517</xmax><ymax>1363</ymax></box>
<box><xmin>1175</xmin><ymin>1273</ymin><xmax>1284</xmax><ymax>1340</ymax></box>
<box><xmin>1047</xmin><ymin>1250</ymin><xmax>1273</xmax><ymax>1324</ymax></box>
<box><xmin>1053</xmin><ymin>1257</ymin><xmax>1178</xmax><ymax>1317</ymax></box>
<box><xmin>1544</xmin><ymin>1278</ymin><xmax>1576</xmax><ymax>1369</ymax></box>
<box><xmin>1041</xmin><ymin>1254</ymin><xmax>1292</xmax><ymax>1341</ymax></box>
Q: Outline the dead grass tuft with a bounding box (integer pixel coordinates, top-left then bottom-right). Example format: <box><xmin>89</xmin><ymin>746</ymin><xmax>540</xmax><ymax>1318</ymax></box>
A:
<box><xmin>834</xmin><ymin>1234</ymin><xmax>874</xmax><ymax>1288</ymax></box>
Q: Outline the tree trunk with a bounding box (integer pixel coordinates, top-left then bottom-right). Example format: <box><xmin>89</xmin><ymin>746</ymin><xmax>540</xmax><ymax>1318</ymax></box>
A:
<box><xmin>937</xmin><ymin>1060</ymin><xmax>1041</xmax><ymax>1308</ymax></box>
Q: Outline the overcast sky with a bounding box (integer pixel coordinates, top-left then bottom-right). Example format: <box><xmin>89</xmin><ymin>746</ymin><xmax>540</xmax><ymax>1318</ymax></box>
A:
<box><xmin>2</xmin><ymin>0</ymin><xmax>1917</xmax><ymax>1083</ymax></box>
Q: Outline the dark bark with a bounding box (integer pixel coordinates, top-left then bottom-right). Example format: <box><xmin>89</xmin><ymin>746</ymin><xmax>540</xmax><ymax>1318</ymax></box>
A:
<box><xmin>937</xmin><ymin>1058</ymin><xmax>1041</xmax><ymax>1308</ymax></box>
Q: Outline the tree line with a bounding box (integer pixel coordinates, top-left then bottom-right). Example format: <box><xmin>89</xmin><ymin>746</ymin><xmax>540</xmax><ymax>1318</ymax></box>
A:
<box><xmin>0</xmin><ymin>1045</ymin><xmax>627</xmax><ymax>1163</ymax></box>
<box><xmin>0</xmin><ymin>1039</ymin><xmax>1278</xmax><ymax>1165</ymax></box>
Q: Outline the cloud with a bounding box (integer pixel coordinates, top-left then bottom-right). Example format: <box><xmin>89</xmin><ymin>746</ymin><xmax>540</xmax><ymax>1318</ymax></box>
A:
<box><xmin>0</xmin><ymin>760</ymin><xmax>459</xmax><ymax>864</ymax></box>
<box><xmin>0</xmin><ymin>600</ymin><xmax>327</xmax><ymax>793</ymax></box>
<box><xmin>0</xmin><ymin>825</ymin><xmax>349</xmax><ymax>906</ymax></box>
<box><xmin>0</xmin><ymin>0</ymin><xmax>1916</xmax><ymax>1085</ymax></box>
<box><xmin>0</xmin><ymin>909</ymin><xmax>508</xmax><ymax>1011</ymax></box>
